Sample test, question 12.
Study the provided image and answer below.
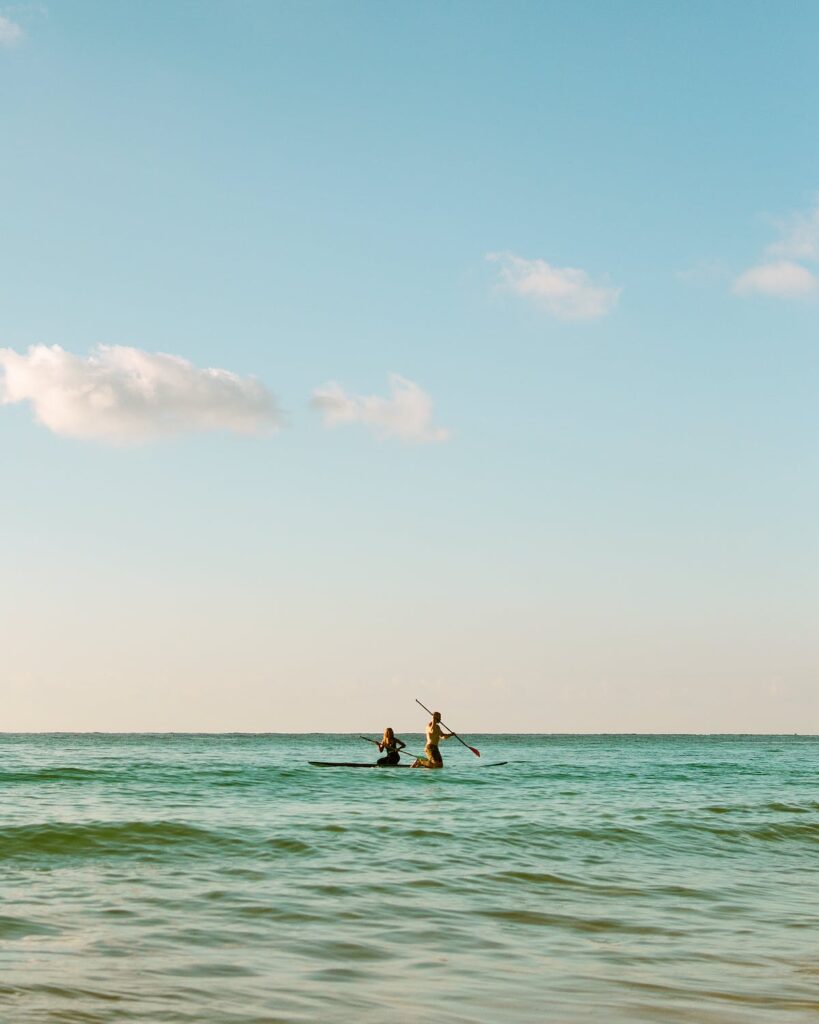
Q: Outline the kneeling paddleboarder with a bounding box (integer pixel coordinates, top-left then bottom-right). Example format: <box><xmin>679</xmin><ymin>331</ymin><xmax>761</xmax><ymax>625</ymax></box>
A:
<box><xmin>377</xmin><ymin>727</ymin><xmax>406</xmax><ymax>766</ymax></box>
<box><xmin>412</xmin><ymin>711</ymin><xmax>452</xmax><ymax>769</ymax></box>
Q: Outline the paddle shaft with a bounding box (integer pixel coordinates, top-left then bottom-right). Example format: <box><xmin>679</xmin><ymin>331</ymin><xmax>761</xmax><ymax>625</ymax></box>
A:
<box><xmin>415</xmin><ymin>699</ymin><xmax>480</xmax><ymax>757</ymax></box>
<box><xmin>359</xmin><ymin>736</ymin><xmax>420</xmax><ymax>760</ymax></box>
<box><xmin>360</xmin><ymin>735</ymin><xmax>409</xmax><ymax>752</ymax></box>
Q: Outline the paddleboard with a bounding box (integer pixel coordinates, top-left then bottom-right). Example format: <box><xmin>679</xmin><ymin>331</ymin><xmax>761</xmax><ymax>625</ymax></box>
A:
<box><xmin>308</xmin><ymin>761</ymin><xmax>508</xmax><ymax>768</ymax></box>
<box><xmin>308</xmin><ymin>761</ymin><xmax>412</xmax><ymax>768</ymax></box>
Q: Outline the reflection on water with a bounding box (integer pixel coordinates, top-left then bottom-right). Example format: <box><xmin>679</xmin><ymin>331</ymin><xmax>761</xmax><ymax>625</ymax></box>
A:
<box><xmin>1</xmin><ymin>733</ymin><xmax>818</xmax><ymax>1023</ymax></box>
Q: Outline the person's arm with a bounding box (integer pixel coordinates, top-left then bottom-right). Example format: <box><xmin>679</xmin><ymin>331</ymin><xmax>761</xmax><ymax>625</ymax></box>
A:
<box><xmin>395</xmin><ymin>738</ymin><xmax>406</xmax><ymax>751</ymax></box>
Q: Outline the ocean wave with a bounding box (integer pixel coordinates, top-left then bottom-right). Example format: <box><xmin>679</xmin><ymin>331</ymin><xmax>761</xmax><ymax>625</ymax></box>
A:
<box><xmin>0</xmin><ymin>766</ymin><xmax>121</xmax><ymax>784</ymax></box>
<box><xmin>660</xmin><ymin>818</ymin><xmax>819</xmax><ymax>844</ymax></box>
<box><xmin>0</xmin><ymin>821</ymin><xmax>259</xmax><ymax>860</ymax></box>
<box><xmin>0</xmin><ymin>915</ymin><xmax>59</xmax><ymax>939</ymax></box>
<box><xmin>480</xmin><ymin>907</ymin><xmax>682</xmax><ymax>935</ymax></box>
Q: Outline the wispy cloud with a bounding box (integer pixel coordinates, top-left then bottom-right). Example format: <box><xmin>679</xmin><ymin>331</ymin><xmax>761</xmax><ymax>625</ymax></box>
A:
<box><xmin>733</xmin><ymin>260</ymin><xmax>817</xmax><ymax>297</ymax></box>
<box><xmin>0</xmin><ymin>14</ymin><xmax>24</xmax><ymax>46</ymax></box>
<box><xmin>675</xmin><ymin>261</ymin><xmax>731</xmax><ymax>287</ymax></box>
<box><xmin>734</xmin><ymin>198</ymin><xmax>819</xmax><ymax>299</ymax></box>
<box><xmin>767</xmin><ymin>200</ymin><xmax>819</xmax><ymax>262</ymax></box>
<box><xmin>312</xmin><ymin>373</ymin><xmax>449</xmax><ymax>443</ymax></box>
<box><xmin>487</xmin><ymin>251</ymin><xmax>620</xmax><ymax>321</ymax></box>
<box><xmin>0</xmin><ymin>344</ymin><xmax>281</xmax><ymax>442</ymax></box>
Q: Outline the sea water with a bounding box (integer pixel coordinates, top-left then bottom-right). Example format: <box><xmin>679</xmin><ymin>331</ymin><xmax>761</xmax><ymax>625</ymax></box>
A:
<box><xmin>1</xmin><ymin>734</ymin><xmax>817</xmax><ymax>1023</ymax></box>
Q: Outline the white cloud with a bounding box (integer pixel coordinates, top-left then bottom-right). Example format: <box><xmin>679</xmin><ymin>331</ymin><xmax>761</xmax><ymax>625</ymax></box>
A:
<box><xmin>0</xmin><ymin>15</ymin><xmax>24</xmax><ymax>46</ymax></box>
<box><xmin>0</xmin><ymin>344</ymin><xmax>281</xmax><ymax>442</ymax></box>
<box><xmin>487</xmin><ymin>251</ymin><xmax>620</xmax><ymax>320</ymax></box>
<box><xmin>311</xmin><ymin>373</ymin><xmax>449</xmax><ymax>443</ymax></box>
<box><xmin>733</xmin><ymin>260</ymin><xmax>817</xmax><ymax>298</ymax></box>
<box><xmin>734</xmin><ymin>198</ymin><xmax>819</xmax><ymax>299</ymax></box>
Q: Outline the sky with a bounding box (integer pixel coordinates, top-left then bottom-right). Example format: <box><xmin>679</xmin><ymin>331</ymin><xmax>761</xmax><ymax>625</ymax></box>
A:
<box><xmin>1</xmin><ymin>0</ymin><xmax>818</xmax><ymax>732</ymax></box>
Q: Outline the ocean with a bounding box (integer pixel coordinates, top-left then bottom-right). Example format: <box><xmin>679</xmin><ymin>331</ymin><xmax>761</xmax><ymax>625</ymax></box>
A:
<box><xmin>1</xmin><ymin>733</ymin><xmax>817</xmax><ymax>1023</ymax></box>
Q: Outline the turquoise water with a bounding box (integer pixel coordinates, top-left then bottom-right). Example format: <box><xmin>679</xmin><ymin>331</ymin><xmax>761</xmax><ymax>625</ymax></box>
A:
<box><xmin>1</xmin><ymin>734</ymin><xmax>818</xmax><ymax>1023</ymax></box>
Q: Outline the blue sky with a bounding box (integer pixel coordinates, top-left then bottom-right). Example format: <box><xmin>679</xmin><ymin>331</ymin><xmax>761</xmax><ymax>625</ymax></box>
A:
<box><xmin>1</xmin><ymin>1</ymin><xmax>818</xmax><ymax>731</ymax></box>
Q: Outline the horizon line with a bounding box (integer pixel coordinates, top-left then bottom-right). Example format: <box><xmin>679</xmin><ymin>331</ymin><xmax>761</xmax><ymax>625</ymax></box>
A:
<box><xmin>0</xmin><ymin>731</ymin><xmax>814</xmax><ymax>738</ymax></box>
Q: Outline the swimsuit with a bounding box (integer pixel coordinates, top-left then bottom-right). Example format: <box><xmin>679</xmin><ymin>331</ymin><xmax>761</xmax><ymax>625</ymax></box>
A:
<box><xmin>377</xmin><ymin>743</ymin><xmax>401</xmax><ymax>766</ymax></box>
<box><xmin>425</xmin><ymin>722</ymin><xmax>444</xmax><ymax>766</ymax></box>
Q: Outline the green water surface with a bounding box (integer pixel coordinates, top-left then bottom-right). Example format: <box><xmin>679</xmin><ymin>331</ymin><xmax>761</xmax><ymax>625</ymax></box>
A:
<box><xmin>1</xmin><ymin>734</ymin><xmax>818</xmax><ymax>1023</ymax></box>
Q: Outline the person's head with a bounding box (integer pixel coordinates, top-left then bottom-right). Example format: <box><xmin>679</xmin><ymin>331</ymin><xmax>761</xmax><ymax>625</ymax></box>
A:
<box><xmin>384</xmin><ymin>727</ymin><xmax>394</xmax><ymax>742</ymax></box>
<box><xmin>433</xmin><ymin>711</ymin><xmax>441</xmax><ymax>723</ymax></box>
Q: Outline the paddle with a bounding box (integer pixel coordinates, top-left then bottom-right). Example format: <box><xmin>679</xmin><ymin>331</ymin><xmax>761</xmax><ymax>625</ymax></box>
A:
<box><xmin>415</xmin><ymin>699</ymin><xmax>481</xmax><ymax>757</ymax></box>
<box><xmin>360</xmin><ymin>736</ymin><xmax>423</xmax><ymax>761</ymax></box>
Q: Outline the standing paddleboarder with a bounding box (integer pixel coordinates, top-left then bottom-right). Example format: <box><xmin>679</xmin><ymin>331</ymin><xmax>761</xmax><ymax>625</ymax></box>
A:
<box><xmin>412</xmin><ymin>711</ymin><xmax>453</xmax><ymax>769</ymax></box>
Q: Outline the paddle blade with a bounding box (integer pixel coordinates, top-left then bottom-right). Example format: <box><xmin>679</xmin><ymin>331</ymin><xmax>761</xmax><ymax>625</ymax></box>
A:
<box><xmin>447</xmin><ymin>728</ymin><xmax>480</xmax><ymax>757</ymax></box>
